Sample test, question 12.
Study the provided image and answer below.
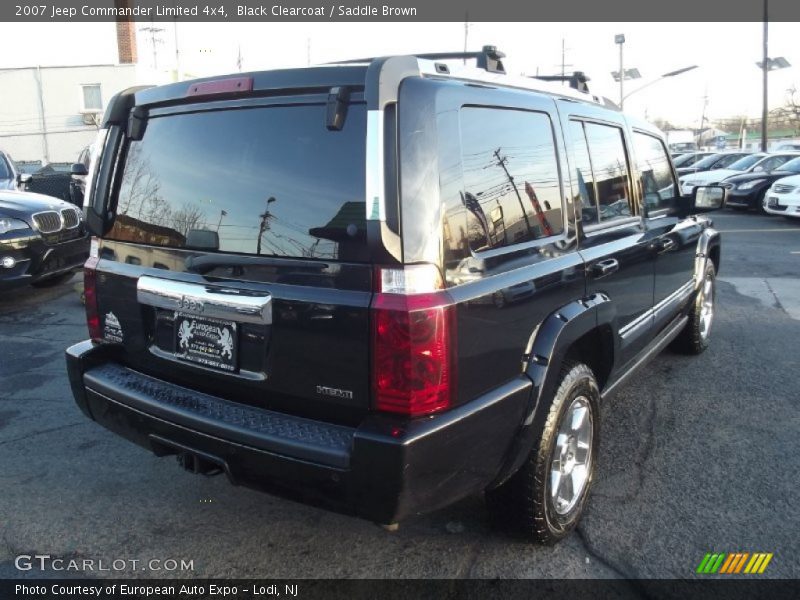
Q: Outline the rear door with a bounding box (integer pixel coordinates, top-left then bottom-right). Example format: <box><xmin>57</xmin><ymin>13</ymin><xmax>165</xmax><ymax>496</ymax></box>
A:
<box><xmin>561</xmin><ymin>108</ymin><xmax>656</xmax><ymax>366</ymax></box>
<box><xmin>94</xmin><ymin>96</ymin><xmax>374</xmax><ymax>425</ymax></box>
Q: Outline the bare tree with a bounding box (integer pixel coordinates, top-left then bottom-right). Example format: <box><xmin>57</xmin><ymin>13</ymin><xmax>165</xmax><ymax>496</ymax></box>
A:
<box><xmin>117</xmin><ymin>145</ymin><xmax>164</xmax><ymax>219</ymax></box>
<box><xmin>772</xmin><ymin>86</ymin><xmax>800</xmax><ymax>135</ymax></box>
<box><xmin>171</xmin><ymin>202</ymin><xmax>207</xmax><ymax>238</ymax></box>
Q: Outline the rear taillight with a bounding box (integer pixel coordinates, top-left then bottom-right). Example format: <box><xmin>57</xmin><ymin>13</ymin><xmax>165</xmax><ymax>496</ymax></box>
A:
<box><xmin>84</xmin><ymin>241</ymin><xmax>101</xmax><ymax>341</ymax></box>
<box><xmin>371</xmin><ymin>265</ymin><xmax>456</xmax><ymax>417</ymax></box>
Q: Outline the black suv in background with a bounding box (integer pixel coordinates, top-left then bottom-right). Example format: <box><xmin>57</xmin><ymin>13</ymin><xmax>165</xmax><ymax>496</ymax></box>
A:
<box><xmin>66</xmin><ymin>48</ymin><xmax>724</xmax><ymax>543</ymax></box>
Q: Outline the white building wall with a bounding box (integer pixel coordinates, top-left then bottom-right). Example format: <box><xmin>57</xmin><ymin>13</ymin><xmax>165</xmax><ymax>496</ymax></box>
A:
<box><xmin>0</xmin><ymin>64</ymin><xmax>136</xmax><ymax>164</ymax></box>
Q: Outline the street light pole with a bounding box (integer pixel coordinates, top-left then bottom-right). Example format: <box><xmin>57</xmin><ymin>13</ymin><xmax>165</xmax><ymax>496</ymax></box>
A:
<box><xmin>621</xmin><ymin>65</ymin><xmax>698</xmax><ymax>103</ymax></box>
<box><xmin>615</xmin><ymin>34</ymin><xmax>625</xmax><ymax>108</ymax></box>
<box><xmin>761</xmin><ymin>0</ymin><xmax>769</xmax><ymax>152</ymax></box>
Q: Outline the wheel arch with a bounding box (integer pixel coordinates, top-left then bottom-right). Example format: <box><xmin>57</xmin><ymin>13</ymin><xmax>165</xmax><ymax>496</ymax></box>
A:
<box><xmin>487</xmin><ymin>293</ymin><xmax>616</xmax><ymax>489</ymax></box>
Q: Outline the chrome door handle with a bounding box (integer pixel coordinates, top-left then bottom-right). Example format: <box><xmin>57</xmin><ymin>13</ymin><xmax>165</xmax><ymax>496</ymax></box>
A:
<box><xmin>658</xmin><ymin>238</ymin><xmax>677</xmax><ymax>252</ymax></box>
<box><xmin>591</xmin><ymin>259</ymin><xmax>619</xmax><ymax>278</ymax></box>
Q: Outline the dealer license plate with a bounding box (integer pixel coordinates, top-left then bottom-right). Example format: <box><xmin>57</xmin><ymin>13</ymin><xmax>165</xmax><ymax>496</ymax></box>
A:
<box><xmin>174</xmin><ymin>313</ymin><xmax>237</xmax><ymax>372</ymax></box>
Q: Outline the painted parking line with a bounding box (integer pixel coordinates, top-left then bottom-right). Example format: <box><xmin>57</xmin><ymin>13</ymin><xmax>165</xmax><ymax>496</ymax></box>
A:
<box><xmin>717</xmin><ymin>229</ymin><xmax>800</xmax><ymax>233</ymax></box>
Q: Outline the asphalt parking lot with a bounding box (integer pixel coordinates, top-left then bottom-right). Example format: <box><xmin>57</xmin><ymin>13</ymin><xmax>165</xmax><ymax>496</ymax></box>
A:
<box><xmin>1</xmin><ymin>210</ymin><xmax>798</xmax><ymax>580</ymax></box>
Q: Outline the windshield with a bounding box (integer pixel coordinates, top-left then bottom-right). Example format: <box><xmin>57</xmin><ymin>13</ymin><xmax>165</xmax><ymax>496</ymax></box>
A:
<box><xmin>674</xmin><ymin>153</ymin><xmax>705</xmax><ymax>167</ymax></box>
<box><xmin>109</xmin><ymin>103</ymin><xmax>367</xmax><ymax>260</ymax></box>
<box><xmin>692</xmin><ymin>154</ymin><xmax>732</xmax><ymax>169</ymax></box>
<box><xmin>0</xmin><ymin>156</ymin><xmax>10</xmax><ymax>179</ymax></box>
<box><xmin>727</xmin><ymin>155</ymin><xmax>765</xmax><ymax>171</ymax></box>
<box><xmin>775</xmin><ymin>157</ymin><xmax>800</xmax><ymax>173</ymax></box>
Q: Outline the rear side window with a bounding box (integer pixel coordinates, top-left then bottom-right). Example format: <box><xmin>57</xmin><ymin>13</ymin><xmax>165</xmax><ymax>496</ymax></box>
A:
<box><xmin>459</xmin><ymin>106</ymin><xmax>564</xmax><ymax>252</ymax></box>
<box><xmin>109</xmin><ymin>103</ymin><xmax>367</xmax><ymax>261</ymax></box>
<box><xmin>633</xmin><ymin>132</ymin><xmax>677</xmax><ymax>213</ymax></box>
<box><xmin>570</xmin><ymin>121</ymin><xmax>633</xmax><ymax>225</ymax></box>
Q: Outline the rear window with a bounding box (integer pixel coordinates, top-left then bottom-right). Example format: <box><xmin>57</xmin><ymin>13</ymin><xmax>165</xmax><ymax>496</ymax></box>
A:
<box><xmin>109</xmin><ymin>103</ymin><xmax>367</xmax><ymax>261</ymax></box>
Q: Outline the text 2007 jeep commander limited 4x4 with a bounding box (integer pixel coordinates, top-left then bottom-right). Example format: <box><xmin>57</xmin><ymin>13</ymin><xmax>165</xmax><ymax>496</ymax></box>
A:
<box><xmin>66</xmin><ymin>47</ymin><xmax>723</xmax><ymax>543</ymax></box>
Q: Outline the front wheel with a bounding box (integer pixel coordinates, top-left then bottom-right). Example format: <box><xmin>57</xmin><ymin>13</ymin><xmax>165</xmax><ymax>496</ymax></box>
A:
<box><xmin>671</xmin><ymin>262</ymin><xmax>716</xmax><ymax>354</ymax></box>
<box><xmin>486</xmin><ymin>362</ymin><xmax>600</xmax><ymax>544</ymax></box>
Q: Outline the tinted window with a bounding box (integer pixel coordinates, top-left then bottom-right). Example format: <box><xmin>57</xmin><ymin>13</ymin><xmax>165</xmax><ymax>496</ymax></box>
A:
<box><xmin>633</xmin><ymin>132</ymin><xmax>677</xmax><ymax>213</ymax></box>
<box><xmin>0</xmin><ymin>156</ymin><xmax>9</xmax><ymax>179</ymax></box>
<box><xmin>569</xmin><ymin>121</ymin><xmax>598</xmax><ymax>224</ymax></box>
<box><xmin>756</xmin><ymin>155</ymin><xmax>793</xmax><ymax>172</ymax></box>
<box><xmin>711</xmin><ymin>153</ymin><xmax>745</xmax><ymax>168</ymax></box>
<box><xmin>109</xmin><ymin>104</ymin><xmax>367</xmax><ymax>260</ymax></box>
<box><xmin>728</xmin><ymin>155</ymin><xmax>765</xmax><ymax>170</ymax></box>
<box><xmin>460</xmin><ymin>107</ymin><xmax>564</xmax><ymax>251</ymax></box>
<box><xmin>583</xmin><ymin>122</ymin><xmax>632</xmax><ymax>223</ymax></box>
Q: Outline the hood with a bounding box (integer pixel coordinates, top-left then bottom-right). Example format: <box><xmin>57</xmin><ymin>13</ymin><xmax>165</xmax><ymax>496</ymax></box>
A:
<box><xmin>0</xmin><ymin>190</ymin><xmax>75</xmax><ymax>222</ymax></box>
<box><xmin>681</xmin><ymin>168</ymin><xmax>740</xmax><ymax>185</ymax></box>
<box><xmin>770</xmin><ymin>174</ymin><xmax>800</xmax><ymax>188</ymax></box>
<box><xmin>724</xmin><ymin>171</ymin><xmax>794</xmax><ymax>185</ymax></box>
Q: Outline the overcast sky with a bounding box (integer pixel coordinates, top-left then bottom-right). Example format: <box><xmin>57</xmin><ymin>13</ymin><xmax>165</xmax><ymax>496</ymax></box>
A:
<box><xmin>0</xmin><ymin>21</ymin><xmax>798</xmax><ymax>128</ymax></box>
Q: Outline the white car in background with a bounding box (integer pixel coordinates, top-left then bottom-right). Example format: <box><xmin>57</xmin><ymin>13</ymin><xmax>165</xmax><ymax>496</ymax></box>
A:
<box><xmin>677</xmin><ymin>153</ymin><xmax>800</xmax><ymax>195</ymax></box>
<box><xmin>763</xmin><ymin>174</ymin><xmax>800</xmax><ymax>219</ymax></box>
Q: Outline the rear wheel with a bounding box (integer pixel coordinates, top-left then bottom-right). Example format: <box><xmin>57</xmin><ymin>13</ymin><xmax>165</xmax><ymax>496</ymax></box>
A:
<box><xmin>486</xmin><ymin>362</ymin><xmax>600</xmax><ymax>544</ymax></box>
<box><xmin>671</xmin><ymin>262</ymin><xmax>716</xmax><ymax>354</ymax></box>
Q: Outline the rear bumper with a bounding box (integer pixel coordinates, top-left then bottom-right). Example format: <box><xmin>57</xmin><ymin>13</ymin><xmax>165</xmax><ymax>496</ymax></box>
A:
<box><xmin>66</xmin><ymin>340</ymin><xmax>531</xmax><ymax>523</ymax></box>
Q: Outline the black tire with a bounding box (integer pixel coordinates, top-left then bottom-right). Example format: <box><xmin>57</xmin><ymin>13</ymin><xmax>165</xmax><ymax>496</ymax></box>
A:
<box><xmin>671</xmin><ymin>262</ymin><xmax>716</xmax><ymax>355</ymax></box>
<box><xmin>31</xmin><ymin>271</ymin><xmax>76</xmax><ymax>288</ymax></box>
<box><xmin>486</xmin><ymin>361</ymin><xmax>600</xmax><ymax>544</ymax></box>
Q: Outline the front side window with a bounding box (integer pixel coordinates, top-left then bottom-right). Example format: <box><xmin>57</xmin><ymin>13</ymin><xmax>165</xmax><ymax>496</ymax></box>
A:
<box><xmin>633</xmin><ymin>132</ymin><xmax>678</xmax><ymax>213</ymax></box>
<box><xmin>459</xmin><ymin>106</ymin><xmax>564</xmax><ymax>252</ymax></box>
<box><xmin>571</xmin><ymin>121</ymin><xmax>633</xmax><ymax>225</ymax></box>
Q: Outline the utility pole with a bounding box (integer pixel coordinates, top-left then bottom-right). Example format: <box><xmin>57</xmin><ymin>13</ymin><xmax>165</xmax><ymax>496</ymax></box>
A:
<box><xmin>761</xmin><ymin>0</ymin><xmax>769</xmax><ymax>151</ymax></box>
<box><xmin>306</xmin><ymin>38</ymin><xmax>311</xmax><ymax>66</ymax></box>
<box><xmin>493</xmin><ymin>148</ymin><xmax>533</xmax><ymax>236</ymax></box>
<box><xmin>34</xmin><ymin>65</ymin><xmax>49</xmax><ymax>163</ymax></box>
<box><xmin>257</xmin><ymin>197</ymin><xmax>276</xmax><ymax>255</ymax></box>
<box><xmin>140</xmin><ymin>24</ymin><xmax>165</xmax><ymax>70</ymax></box>
<box><xmin>699</xmin><ymin>89</ymin><xmax>709</xmax><ymax>135</ymax></box>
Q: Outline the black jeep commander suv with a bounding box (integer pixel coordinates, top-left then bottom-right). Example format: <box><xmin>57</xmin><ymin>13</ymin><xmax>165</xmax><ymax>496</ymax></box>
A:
<box><xmin>66</xmin><ymin>47</ymin><xmax>724</xmax><ymax>543</ymax></box>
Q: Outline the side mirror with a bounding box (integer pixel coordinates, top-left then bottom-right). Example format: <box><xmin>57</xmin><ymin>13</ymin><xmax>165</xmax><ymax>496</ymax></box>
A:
<box><xmin>71</xmin><ymin>163</ymin><xmax>89</xmax><ymax>176</ymax></box>
<box><xmin>692</xmin><ymin>185</ymin><xmax>726</xmax><ymax>212</ymax></box>
<box><xmin>16</xmin><ymin>173</ymin><xmax>32</xmax><ymax>185</ymax></box>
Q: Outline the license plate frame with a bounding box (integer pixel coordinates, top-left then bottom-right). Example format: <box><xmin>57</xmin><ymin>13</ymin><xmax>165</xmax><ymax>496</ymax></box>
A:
<box><xmin>174</xmin><ymin>313</ymin><xmax>238</xmax><ymax>372</ymax></box>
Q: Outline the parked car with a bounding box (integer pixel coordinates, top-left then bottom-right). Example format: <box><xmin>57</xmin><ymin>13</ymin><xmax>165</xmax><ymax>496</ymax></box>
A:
<box><xmin>679</xmin><ymin>153</ymin><xmax>800</xmax><ymax>194</ymax></box>
<box><xmin>763</xmin><ymin>174</ymin><xmax>800</xmax><ymax>219</ymax></box>
<box><xmin>0</xmin><ymin>190</ymin><xmax>90</xmax><ymax>289</ymax></box>
<box><xmin>675</xmin><ymin>151</ymin><xmax>751</xmax><ymax>177</ymax></box>
<box><xmin>69</xmin><ymin>146</ymin><xmax>91</xmax><ymax>207</ymax></box>
<box><xmin>0</xmin><ymin>150</ymin><xmax>30</xmax><ymax>191</ymax></box>
<box><xmin>65</xmin><ymin>47</ymin><xmax>724</xmax><ymax>543</ymax></box>
<box><xmin>672</xmin><ymin>151</ymin><xmax>716</xmax><ymax>168</ymax></box>
<box><xmin>775</xmin><ymin>143</ymin><xmax>800</xmax><ymax>151</ymax></box>
<box><xmin>725</xmin><ymin>156</ymin><xmax>800</xmax><ymax>211</ymax></box>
